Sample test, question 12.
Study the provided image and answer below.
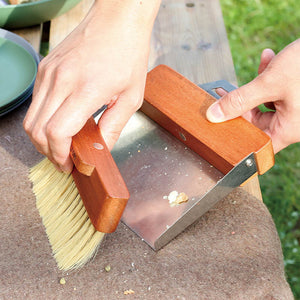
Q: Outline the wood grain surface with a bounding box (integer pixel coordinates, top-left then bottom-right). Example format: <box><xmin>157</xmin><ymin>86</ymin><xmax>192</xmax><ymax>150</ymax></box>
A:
<box><xmin>71</xmin><ymin>118</ymin><xmax>129</xmax><ymax>233</ymax></box>
<box><xmin>142</xmin><ymin>65</ymin><xmax>274</xmax><ymax>175</ymax></box>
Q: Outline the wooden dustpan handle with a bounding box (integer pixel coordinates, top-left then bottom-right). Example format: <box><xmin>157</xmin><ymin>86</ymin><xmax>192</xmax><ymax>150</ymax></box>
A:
<box><xmin>141</xmin><ymin>65</ymin><xmax>274</xmax><ymax>175</ymax></box>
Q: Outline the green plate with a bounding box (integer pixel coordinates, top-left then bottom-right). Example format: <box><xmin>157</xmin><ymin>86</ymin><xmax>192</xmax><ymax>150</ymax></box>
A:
<box><xmin>0</xmin><ymin>0</ymin><xmax>82</xmax><ymax>29</ymax></box>
<box><xmin>0</xmin><ymin>87</ymin><xmax>32</xmax><ymax>117</ymax></box>
<box><xmin>0</xmin><ymin>37</ymin><xmax>37</xmax><ymax>107</ymax></box>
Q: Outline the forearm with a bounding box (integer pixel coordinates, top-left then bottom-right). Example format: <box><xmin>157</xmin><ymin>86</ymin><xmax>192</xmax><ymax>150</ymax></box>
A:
<box><xmin>91</xmin><ymin>0</ymin><xmax>161</xmax><ymax>35</ymax></box>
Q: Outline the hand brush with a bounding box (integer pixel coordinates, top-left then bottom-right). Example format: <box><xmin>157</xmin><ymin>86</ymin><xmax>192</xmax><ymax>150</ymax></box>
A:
<box><xmin>29</xmin><ymin>117</ymin><xmax>130</xmax><ymax>270</ymax></box>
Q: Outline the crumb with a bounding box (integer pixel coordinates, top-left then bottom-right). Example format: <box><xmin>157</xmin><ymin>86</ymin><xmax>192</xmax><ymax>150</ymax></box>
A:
<box><xmin>59</xmin><ymin>278</ymin><xmax>66</xmax><ymax>285</ymax></box>
<box><xmin>166</xmin><ymin>191</ymin><xmax>189</xmax><ymax>207</ymax></box>
<box><xmin>124</xmin><ymin>289</ymin><xmax>135</xmax><ymax>295</ymax></box>
<box><xmin>176</xmin><ymin>192</ymin><xmax>189</xmax><ymax>204</ymax></box>
<box><xmin>105</xmin><ymin>265</ymin><xmax>111</xmax><ymax>272</ymax></box>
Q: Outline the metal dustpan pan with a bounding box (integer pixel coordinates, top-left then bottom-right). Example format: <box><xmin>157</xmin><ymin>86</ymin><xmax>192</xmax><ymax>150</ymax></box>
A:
<box><xmin>111</xmin><ymin>65</ymin><xmax>274</xmax><ymax>250</ymax></box>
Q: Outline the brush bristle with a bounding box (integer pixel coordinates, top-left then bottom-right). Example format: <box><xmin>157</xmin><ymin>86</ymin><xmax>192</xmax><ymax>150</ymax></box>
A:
<box><xmin>29</xmin><ymin>158</ymin><xmax>105</xmax><ymax>271</ymax></box>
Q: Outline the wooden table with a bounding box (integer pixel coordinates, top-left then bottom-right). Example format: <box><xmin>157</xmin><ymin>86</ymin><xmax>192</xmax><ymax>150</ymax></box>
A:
<box><xmin>1</xmin><ymin>0</ymin><xmax>292</xmax><ymax>298</ymax></box>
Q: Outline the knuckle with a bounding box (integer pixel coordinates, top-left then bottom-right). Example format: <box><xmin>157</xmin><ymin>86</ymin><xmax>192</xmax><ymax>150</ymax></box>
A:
<box><xmin>54</xmin><ymin>64</ymin><xmax>66</xmax><ymax>80</ymax></box>
<box><xmin>45</xmin><ymin>123</ymin><xmax>66</xmax><ymax>165</ymax></box>
<box><xmin>31</xmin><ymin>126</ymin><xmax>46</xmax><ymax>146</ymax></box>
<box><xmin>37</xmin><ymin>59</ymin><xmax>47</xmax><ymax>72</ymax></box>
<box><xmin>46</xmin><ymin>121</ymin><xmax>61</xmax><ymax>141</ymax></box>
<box><xmin>40</xmin><ymin>64</ymin><xmax>53</xmax><ymax>81</ymax></box>
<box><xmin>23</xmin><ymin>117</ymin><xmax>31</xmax><ymax>133</ymax></box>
<box><xmin>51</xmin><ymin>153</ymin><xmax>65</xmax><ymax>168</ymax></box>
<box><xmin>37</xmin><ymin>59</ymin><xmax>52</xmax><ymax>78</ymax></box>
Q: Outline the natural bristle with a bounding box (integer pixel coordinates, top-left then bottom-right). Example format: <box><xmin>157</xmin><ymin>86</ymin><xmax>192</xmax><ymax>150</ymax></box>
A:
<box><xmin>29</xmin><ymin>158</ymin><xmax>105</xmax><ymax>270</ymax></box>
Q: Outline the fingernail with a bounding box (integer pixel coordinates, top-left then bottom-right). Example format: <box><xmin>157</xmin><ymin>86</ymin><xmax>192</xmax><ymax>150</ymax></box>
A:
<box><xmin>54</xmin><ymin>164</ymin><xmax>63</xmax><ymax>173</ymax></box>
<box><xmin>61</xmin><ymin>166</ymin><xmax>71</xmax><ymax>174</ymax></box>
<box><xmin>55</xmin><ymin>164</ymin><xmax>70</xmax><ymax>174</ymax></box>
<box><xmin>206</xmin><ymin>103</ymin><xmax>225</xmax><ymax>123</ymax></box>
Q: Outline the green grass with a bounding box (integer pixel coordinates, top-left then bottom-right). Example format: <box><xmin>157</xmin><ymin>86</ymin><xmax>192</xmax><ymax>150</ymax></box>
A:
<box><xmin>219</xmin><ymin>0</ymin><xmax>300</xmax><ymax>297</ymax></box>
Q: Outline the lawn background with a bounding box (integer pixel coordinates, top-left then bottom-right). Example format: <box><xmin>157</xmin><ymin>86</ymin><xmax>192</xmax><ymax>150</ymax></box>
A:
<box><xmin>219</xmin><ymin>0</ymin><xmax>300</xmax><ymax>297</ymax></box>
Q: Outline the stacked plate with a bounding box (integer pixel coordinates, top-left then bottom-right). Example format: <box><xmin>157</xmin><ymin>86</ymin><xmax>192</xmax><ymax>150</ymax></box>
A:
<box><xmin>0</xmin><ymin>0</ymin><xmax>82</xmax><ymax>29</ymax></box>
<box><xmin>0</xmin><ymin>28</ymin><xmax>39</xmax><ymax>117</ymax></box>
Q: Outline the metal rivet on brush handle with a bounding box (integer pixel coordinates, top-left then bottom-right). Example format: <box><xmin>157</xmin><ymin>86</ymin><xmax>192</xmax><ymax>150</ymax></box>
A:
<box><xmin>93</xmin><ymin>143</ymin><xmax>104</xmax><ymax>150</ymax></box>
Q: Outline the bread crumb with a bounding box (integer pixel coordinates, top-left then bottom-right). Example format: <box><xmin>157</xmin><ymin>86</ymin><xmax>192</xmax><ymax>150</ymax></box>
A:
<box><xmin>59</xmin><ymin>278</ymin><xmax>66</xmax><ymax>285</ymax></box>
<box><xmin>124</xmin><ymin>289</ymin><xmax>135</xmax><ymax>295</ymax></box>
<box><xmin>105</xmin><ymin>265</ymin><xmax>111</xmax><ymax>272</ymax></box>
<box><xmin>166</xmin><ymin>191</ymin><xmax>189</xmax><ymax>207</ymax></box>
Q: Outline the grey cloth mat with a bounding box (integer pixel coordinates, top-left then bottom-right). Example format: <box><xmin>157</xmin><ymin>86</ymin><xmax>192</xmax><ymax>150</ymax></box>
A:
<box><xmin>0</xmin><ymin>102</ymin><xmax>293</xmax><ymax>299</ymax></box>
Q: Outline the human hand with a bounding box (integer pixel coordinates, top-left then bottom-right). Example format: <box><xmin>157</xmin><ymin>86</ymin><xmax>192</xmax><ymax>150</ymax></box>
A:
<box><xmin>24</xmin><ymin>0</ymin><xmax>161</xmax><ymax>172</ymax></box>
<box><xmin>206</xmin><ymin>39</ymin><xmax>300</xmax><ymax>154</ymax></box>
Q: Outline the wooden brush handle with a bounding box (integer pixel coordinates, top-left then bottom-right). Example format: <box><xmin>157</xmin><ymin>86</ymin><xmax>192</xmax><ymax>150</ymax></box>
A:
<box><xmin>141</xmin><ymin>65</ymin><xmax>274</xmax><ymax>175</ymax></box>
<box><xmin>70</xmin><ymin>117</ymin><xmax>129</xmax><ymax>233</ymax></box>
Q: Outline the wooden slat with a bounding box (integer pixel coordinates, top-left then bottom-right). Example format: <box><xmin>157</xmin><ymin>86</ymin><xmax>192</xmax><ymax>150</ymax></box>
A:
<box><xmin>150</xmin><ymin>0</ymin><xmax>262</xmax><ymax>200</ymax></box>
<box><xmin>12</xmin><ymin>25</ymin><xmax>42</xmax><ymax>53</ymax></box>
<box><xmin>149</xmin><ymin>0</ymin><xmax>236</xmax><ymax>84</ymax></box>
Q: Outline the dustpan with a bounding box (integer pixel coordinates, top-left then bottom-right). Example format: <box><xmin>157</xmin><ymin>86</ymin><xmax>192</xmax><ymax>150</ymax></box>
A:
<box><xmin>111</xmin><ymin>65</ymin><xmax>274</xmax><ymax>250</ymax></box>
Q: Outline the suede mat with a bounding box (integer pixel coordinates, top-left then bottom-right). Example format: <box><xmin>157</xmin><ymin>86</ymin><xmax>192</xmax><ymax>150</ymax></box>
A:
<box><xmin>0</xmin><ymin>102</ymin><xmax>293</xmax><ymax>299</ymax></box>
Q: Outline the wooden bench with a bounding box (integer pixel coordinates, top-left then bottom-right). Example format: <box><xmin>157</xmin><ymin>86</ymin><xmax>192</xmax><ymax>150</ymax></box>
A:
<box><xmin>0</xmin><ymin>0</ymin><xmax>293</xmax><ymax>298</ymax></box>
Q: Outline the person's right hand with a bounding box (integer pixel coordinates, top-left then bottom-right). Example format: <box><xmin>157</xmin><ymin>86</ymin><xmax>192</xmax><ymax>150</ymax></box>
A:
<box><xmin>206</xmin><ymin>39</ymin><xmax>300</xmax><ymax>153</ymax></box>
<box><xmin>23</xmin><ymin>0</ymin><xmax>161</xmax><ymax>173</ymax></box>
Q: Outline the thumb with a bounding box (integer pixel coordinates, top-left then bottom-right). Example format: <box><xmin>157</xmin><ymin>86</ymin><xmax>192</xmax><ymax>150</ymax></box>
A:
<box><xmin>206</xmin><ymin>75</ymin><xmax>278</xmax><ymax>123</ymax></box>
<box><xmin>258</xmin><ymin>48</ymin><xmax>276</xmax><ymax>74</ymax></box>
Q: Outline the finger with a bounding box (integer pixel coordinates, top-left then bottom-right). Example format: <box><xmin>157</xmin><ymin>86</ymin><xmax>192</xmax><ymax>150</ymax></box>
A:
<box><xmin>24</xmin><ymin>86</ymin><xmax>73</xmax><ymax>164</ymax></box>
<box><xmin>240</xmin><ymin>107</ymin><xmax>260</xmax><ymax>123</ymax></box>
<box><xmin>206</xmin><ymin>75</ymin><xmax>280</xmax><ymax>123</ymax></box>
<box><xmin>248</xmin><ymin>109</ymin><xmax>275</xmax><ymax>132</ymax></box>
<box><xmin>23</xmin><ymin>60</ymin><xmax>54</xmax><ymax>129</ymax></box>
<box><xmin>45</xmin><ymin>91</ymin><xmax>111</xmax><ymax>173</ymax></box>
<box><xmin>98</xmin><ymin>90</ymin><xmax>143</xmax><ymax>150</ymax></box>
<box><xmin>215</xmin><ymin>88</ymin><xmax>227</xmax><ymax>97</ymax></box>
<box><xmin>258</xmin><ymin>48</ymin><xmax>276</xmax><ymax>75</ymax></box>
